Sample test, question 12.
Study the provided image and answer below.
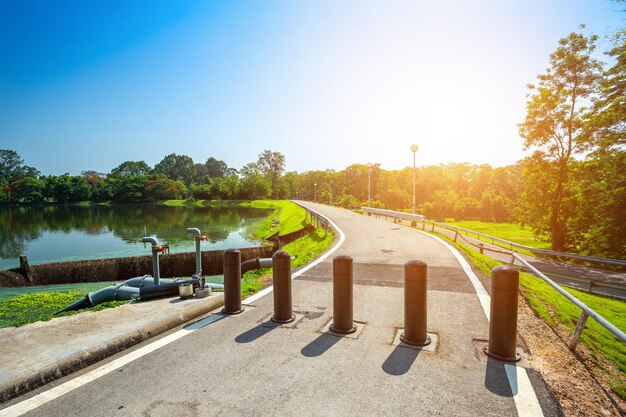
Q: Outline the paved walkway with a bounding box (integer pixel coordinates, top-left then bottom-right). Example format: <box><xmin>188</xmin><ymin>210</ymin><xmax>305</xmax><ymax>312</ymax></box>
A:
<box><xmin>0</xmin><ymin>202</ymin><xmax>562</xmax><ymax>416</ymax></box>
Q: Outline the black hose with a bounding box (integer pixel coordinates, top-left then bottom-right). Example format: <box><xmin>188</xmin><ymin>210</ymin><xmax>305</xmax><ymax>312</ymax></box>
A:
<box><xmin>139</xmin><ymin>279</ymin><xmax>199</xmax><ymax>301</ymax></box>
<box><xmin>54</xmin><ymin>295</ymin><xmax>94</xmax><ymax>314</ymax></box>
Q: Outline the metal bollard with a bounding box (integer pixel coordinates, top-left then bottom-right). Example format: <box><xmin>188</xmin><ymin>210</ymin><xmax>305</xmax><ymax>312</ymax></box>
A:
<box><xmin>222</xmin><ymin>249</ymin><xmax>244</xmax><ymax>314</ymax></box>
<box><xmin>401</xmin><ymin>260</ymin><xmax>431</xmax><ymax>346</ymax></box>
<box><xmin>271</xmin><ymin>251</ymin><xmax>295</xmax><ymax>323</ymax></box>
<box><xmin>484</xmin><ymin>266</ymin><xmax>520</xmax><ymax>361</ymax></box>
<box><xmin>330</xmin><ymin>255</ymin><xmax>356</xmax><ymax>334</ymax></box>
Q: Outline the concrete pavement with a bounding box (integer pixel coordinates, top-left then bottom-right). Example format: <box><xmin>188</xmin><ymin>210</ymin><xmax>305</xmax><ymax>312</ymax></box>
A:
<box><xmin>0</xmin><ymin>202</ymin><xmax>563</xmax><ymax>416</ymax></box>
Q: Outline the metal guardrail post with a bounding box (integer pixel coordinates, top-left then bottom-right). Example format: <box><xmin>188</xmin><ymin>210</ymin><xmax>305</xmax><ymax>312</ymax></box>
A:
<box><xmin>484</xmin><ymin>266</ymin><xmax>521</xmax><ymax>362</ymax></box>
<box><xmin>271</xmin><ymin>251</ymin><xmax>295</xmax><ymax>323</ymax></box>
<box><xmin>222</xmin><ymin>249</ymin><xmax>244</xmax><ymax>314</ymax></box>
<box><xmin>568</xmin><ymin>310</ymin><xmax>589</xmax><ymax>350</ymax></box>
<box><xmin>331</xmin><ymin>255</ymin><xmax>356</xmax><ymax>334</ymax></box>
<box><xmin>401</xmin><ymin>260</ymin><xmax>431</xmax><ymax>346</ymax></box>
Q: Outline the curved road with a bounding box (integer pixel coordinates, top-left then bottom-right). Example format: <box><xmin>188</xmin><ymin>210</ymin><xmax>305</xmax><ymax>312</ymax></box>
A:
<box><xmin>3</xmin><ymin>202</ymin><xmax>561</xmax><ymax>417</ymax></box>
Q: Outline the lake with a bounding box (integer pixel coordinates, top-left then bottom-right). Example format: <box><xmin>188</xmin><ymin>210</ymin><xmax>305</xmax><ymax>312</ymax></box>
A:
<box><xmin>0</xmin><ymin>204</ymin><xmax>271</xmax><ymax>270</ymax></box>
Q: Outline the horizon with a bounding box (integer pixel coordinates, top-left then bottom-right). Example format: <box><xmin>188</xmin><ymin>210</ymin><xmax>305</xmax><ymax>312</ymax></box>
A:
<box><xmin>1</xmin><ymin>1</ymin><xmax>624</xmax><ymax>176</ymax></box>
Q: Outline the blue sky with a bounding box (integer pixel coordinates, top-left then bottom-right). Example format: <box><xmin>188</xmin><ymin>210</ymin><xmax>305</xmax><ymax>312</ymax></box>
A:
<box><xmin>0</xmin><ymin>0</ymin><xmax>624</xmax><ymax>175</ymax></box>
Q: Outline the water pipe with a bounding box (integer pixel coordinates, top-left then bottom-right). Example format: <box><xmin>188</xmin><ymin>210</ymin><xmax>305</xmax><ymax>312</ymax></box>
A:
<box><xmin>142</xmin><ymin>236</ymin><xmax>168</xmax><ymax>285</ymax></box>
<box><xmin>186</xmin><ymin>227</ymin><xmax>208</xmax><ymax>280</ymax></box>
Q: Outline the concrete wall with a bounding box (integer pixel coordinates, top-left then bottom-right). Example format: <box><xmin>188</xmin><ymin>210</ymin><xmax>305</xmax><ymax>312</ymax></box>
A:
<box><xmin>0</xmin><ymin>246</ymin><xmax>275</xmax><ymax>287</ymax></box>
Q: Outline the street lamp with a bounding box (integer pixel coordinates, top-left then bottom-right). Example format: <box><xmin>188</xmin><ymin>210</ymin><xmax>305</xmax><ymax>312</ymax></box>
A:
<box><xmin>329</xmin><ymin>180</ymin><xmax>333</xmax><ymax>205</ymax></box>
<box><xmin>411</xmin><ymin>144</ymin><xmax>419</xmax><ymax>215</ymax></box>
<box><xmin>314</xmin><ymin>183</ymin><xmax>317</xmax><ymax>203</ymax></box>
<box><xmin>367</xmin><ymin>163</ymin><xmax>372</xmax><ymax>207</ymax></box>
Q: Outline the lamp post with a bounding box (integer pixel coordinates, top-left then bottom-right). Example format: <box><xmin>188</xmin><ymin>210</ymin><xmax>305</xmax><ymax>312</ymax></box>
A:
<box><xmin>367</xmin><ymin>163</ymin><xmax>372</xmax><ymax>207</ymax></box>
<box><xmin>329</xmin><ymin>180</ymin><xmax>333</xmax><ymax>205</ymax></box>
<box><xmin>314</xmin><ymin>183</ymin><xmax>317</xmax><ymax>203</ymax></box>
<box><xmin>411</xmin><ymin>144</ymin><xmax>419</xmax><ymax>215</ymax></box>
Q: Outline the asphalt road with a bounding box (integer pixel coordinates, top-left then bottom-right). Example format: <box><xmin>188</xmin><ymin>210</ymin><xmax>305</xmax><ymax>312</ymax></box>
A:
<box><xmin>429</xmin><ymin>225</ymin><xmax>626</xmax><ymax>300</ymax></box>
<box><xmin>4</xmin><ymin>202</ymin><xmax>562</xmax><ymax>417</ymax></box>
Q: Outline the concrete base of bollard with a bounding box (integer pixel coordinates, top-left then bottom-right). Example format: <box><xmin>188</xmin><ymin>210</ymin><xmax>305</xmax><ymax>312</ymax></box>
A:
<box><xmin>400</xmin><ymin>333</ymin><xmax>431</xmax><ymax>347</ymax></box>
<box><xmin>483</xmin><ymin>345</ymin><xmax>521</xmax><ymax>362</ymax></box>
<box><xmin>221</xmin><ymin>307</ymin><xmax>245</xmax><ymax>315</ymax></box>
<box><xmin>271</xmin><ymin>314</ymin><xmax>296</xmax><ymax>324</ymax></box>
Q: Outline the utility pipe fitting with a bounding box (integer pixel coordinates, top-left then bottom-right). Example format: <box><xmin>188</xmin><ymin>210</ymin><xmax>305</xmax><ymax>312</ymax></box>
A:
<box><xmin>187</xmin><ymin>227</ymin><xmax>209</xmax><ymax>280</ymax></box>
<box><xmin>142</xmin><ymin>236</ymin><xmax>168</xmax><ymax>285</ymax></box>
<box><xmin>401</xmin><ymin>260</ymin><xmax>431</xmax><ymax>346</ymax></box>
<box><xmin>484</xmin><ymin>266</ymin><xmax>521</xmax><ymax>362</ymax></box>
<box><xmin>330</xmin><ymin>255</ymin><xmax>356</xmax><ymax>334</ymax></box>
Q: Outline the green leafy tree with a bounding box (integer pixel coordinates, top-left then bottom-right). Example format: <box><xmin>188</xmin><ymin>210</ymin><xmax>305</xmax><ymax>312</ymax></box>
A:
<box><xmin>256</xmin><ymin>150</ymin><xmax>285</xmax><ymax>198</ymax></box>
<box><xmin>109</xmin><ymin>160</ymin><xmax>151</xmax><ymax>177</ymax></box>
<box><xmin>145</xmin><ymin>178</ymin><xmax>187</xmax><ymax>200</ymax></box>
<box><xmin>12</xmin><ymin>177</ymin><xmax>45</xmax><ymax>202</ymax></box>
<box><xmin>153</xmin><ymin>154</ymin><xmax>195</xmax><ymax>186</ymax></box>
<box><xmin>205</xmin><ymin>157</ymin><xmax>229</xmax><ymax>178</ymax></box>
<box><xmin>0</xmin><ymin>149</ymin><xmax>39</xmax><ymax>184</ymax></box>
<box><xmin>518</xmin><ymin>30</ymin><xmax>603</xmax><ymax>250</ymax></box>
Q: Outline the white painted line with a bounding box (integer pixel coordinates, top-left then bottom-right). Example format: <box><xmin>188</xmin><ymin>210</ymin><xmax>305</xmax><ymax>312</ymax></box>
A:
<box><xmin>505</xmin><ymin>364</ymin><xmax>545</xmax><ymax>417</ymax></box>
<box><xmin>1</xmin><ymin>314</ymin><xmax>224</xmax><ymax>416</ymax></box>
<box><xmin>243</xmin><ymin>207</ymin><xmax>346</xmax><ymax>305</ymax></box>
<box><xmin>412</xmin><ymin>229</ymin><xmax>491</xmax><ymax>318</ymax></box>
<box><xmin>400</xmin><ymin>223</ymin><xmax>544</xmax><ymax>417</ymax></box>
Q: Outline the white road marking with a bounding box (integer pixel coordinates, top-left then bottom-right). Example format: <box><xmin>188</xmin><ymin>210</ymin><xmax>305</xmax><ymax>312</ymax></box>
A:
<box><xmin>2</xmin><ymin>206</ymin><xmax>346</xmax><ymax>417</ymax></box>
<box><xmin>0</xmin><ymin>314</ymin><xmax>225</xmax><ymax>417</ymax></box>
<box><xmin>505</xmin><ymin>364</ymin><xmax>545</xmax><ymax>416</ymax></box>
<box><xmin>402</xmin><ymin>222</ymin><xmax>545</xmax><ymax>417</ymax></box>
<box><xmin>412</xmin><ymin>228</ymin><xmax>491</xmax><ymax>318</ymax></box>
<box><xmin>243</xmin><ymin>208</ymin><xmax>346</xmax><ymax>304</ymax></box>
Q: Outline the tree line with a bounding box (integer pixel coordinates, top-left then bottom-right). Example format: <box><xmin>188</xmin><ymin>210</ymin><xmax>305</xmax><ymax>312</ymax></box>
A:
<box><xmin>1</xmin><ymin>25</ymin><xmax>625</xmax><ymax>258</ymax></box>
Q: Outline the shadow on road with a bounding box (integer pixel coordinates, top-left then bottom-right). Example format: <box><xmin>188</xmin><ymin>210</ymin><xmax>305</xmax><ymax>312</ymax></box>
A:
<box><xmin>484</xmin><ymin>358</ymin><xmax>514</xmax><ymax>397</ymax></box>
<box><xmin>300</xmin><ymin>333</ymin><xmax>342</xmax><ymax>357</ymax></box>
<box><xmin>382</xmin><ymin>345</ymin><xmax>421</xmax><ymax>375</ymax></box>
<box><xmin>235</xmin><ymin>321</ymin><xmax>280</xmax><ymax>344</ymax></box>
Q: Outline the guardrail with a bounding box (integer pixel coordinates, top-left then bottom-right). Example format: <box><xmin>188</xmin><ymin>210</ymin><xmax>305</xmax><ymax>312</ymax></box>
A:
<box><xmin>513</xmin><ymin>254</ymin><xmax>626</xmax><ymax>349</ymax></box>
<box><xmin>302</xmin><ymin>206</ymin><xmax>332</xmax><ymax>237</ymax></box>
<box><xmin>363</xmin><ymin>206</ymin><xmax>626</xmax><ymax>352</ymax></box>
<box><xmin>361</xmin><ymin>207</ymin><xmax>425</xmax><ymax>222</ymax></box>
<box><xmin>362</xmin><ymin>206</ymin><xmax>626</xmax><ymax>268</ymax></box>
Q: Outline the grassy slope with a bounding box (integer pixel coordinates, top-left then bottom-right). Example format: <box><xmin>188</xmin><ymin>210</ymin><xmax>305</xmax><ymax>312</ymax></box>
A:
<box><xmin>440</xmin><ymin>234</ymin><xmax>626</xmax><ymax>399</ymax></box>
<box><xmin>447</xmin><ymin>220</ymin><xmax>551</xmax><ymax>250</ymax></box>
<box><xmin>239</xmin><ymin>200</ymin><xmax>334</xmax><ymax>297</ymax></box>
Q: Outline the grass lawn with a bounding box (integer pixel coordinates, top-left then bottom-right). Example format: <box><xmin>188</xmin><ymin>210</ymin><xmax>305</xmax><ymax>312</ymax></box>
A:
<box><xmin>435</xmin><ymin>232</ymin><xmax>626</xmax><ymax>400</ymax></box>
<box><xmin>446</xmin><ymin>220</ymin><xmax>551</xmax><ymax>250</ymax></box>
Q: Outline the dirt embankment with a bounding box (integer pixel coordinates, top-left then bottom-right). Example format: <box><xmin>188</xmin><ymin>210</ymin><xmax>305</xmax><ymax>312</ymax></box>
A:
<box><xmin>518</xmin><ymin>294</ymin><xmax>626</xmax><ymax>416</ymax></box>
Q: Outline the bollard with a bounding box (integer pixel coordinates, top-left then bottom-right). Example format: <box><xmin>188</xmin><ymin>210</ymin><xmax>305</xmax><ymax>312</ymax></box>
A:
<box><xmin>271</xmin><ymin>251</ymin><xmax>295</xmax><ymax>323</ymax></box>
<box><xmin>401</xmin><ymin>260</ymin><xmax>431</xmax><ymax>346</ymax></box>
<box><xmin>330</xmin><ymin>255</ymin><xmax>356</xmax><ymax>334</ymax></box>
<box><xmin>484</xmin><ymin>266</ymin><xmax>521</xmax><ymax>361</ymax></box>
<box><xmin>222</xmin><ymin>249</ymin><xmax>244</xmax><ymax>314</ymax></box>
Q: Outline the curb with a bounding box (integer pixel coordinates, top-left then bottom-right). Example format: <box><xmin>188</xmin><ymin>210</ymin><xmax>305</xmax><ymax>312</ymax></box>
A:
<box><xmin>0</xmin><ymin>294</ymin><xmax>224</xmax><ymax>403</ymax></box>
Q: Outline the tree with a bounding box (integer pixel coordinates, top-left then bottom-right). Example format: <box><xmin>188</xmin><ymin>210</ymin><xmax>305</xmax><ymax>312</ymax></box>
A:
<box><xmin>256</xmin><ymin>150</ymin><xmax>285</xmax><ymax>198</ymax></box>
<box><xmin>518</xmin><ymin>30</ymin><xmax>603</xmax><ymax>250</ymax></box>
<box><xmin>12</xmin><ymin>177</ymin><xmax>45</xmax><ymax>202</ymax></box>
<box><xmin>153</xmin><ymin>154</ymin><xmax>195</xmax><ymax>186</ymax></box>
<box><xmin>0</xmin><ymin>149</ymin><xmax>39</xmax><ymax>184</ymax></box>
<box><xmin>205</xmin><ymin>157</ymin><xmax>229</xmax><ymax>178</ymax></box>
<box><xmin>110</xmin><ymin>161</ymin><xmax>151</xmax><ymax>177</ymax></box>
<box><xmin>145</xmin><ymin>178</ymin><xmax>187</xmax><ymax>200</ymax></box>
<box><xmin>588</xmin><ymin>29</ymin><xmax>626</xmax><ymax>151</ymax></box>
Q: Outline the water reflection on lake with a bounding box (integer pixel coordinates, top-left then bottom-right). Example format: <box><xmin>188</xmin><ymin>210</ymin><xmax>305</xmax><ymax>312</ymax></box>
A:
<box><xmin>0</xmin><ymin>204</ymin><xmax>271</xmax><ymax>270</ymax></box>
